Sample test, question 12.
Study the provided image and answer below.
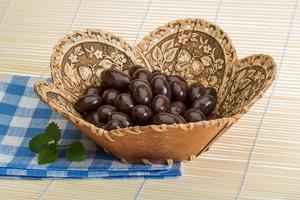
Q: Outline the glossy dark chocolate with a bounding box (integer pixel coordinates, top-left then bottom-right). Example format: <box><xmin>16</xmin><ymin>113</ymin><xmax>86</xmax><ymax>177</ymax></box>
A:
<box><xmin>97</xmin><ymin>105</ymin><xmax>117</xmax><ymax>123</ymax></box>
<box><xmin>105</xmin><ymin>120</ymin><xmax>124</xmax><ymax>130</ymax></box>
<box><xmin>131</xmin><ymin>105</ymin><xmax>153</xmax><ymax>125</ymax></box>
<box><xmin>169</xmin><ymin>101</ymin><xmax>186</xmax><ymax>115</ymax></box>
<box><xmin>191</xmin><ymin>95</ymin><xmax>217</xmax><ymax>116</ymax></box>
<box><xmin>129</xmin><ymin>79</ymin><xmax>149</xmax><ymax>93</ymax></box>
<box><xmin>152</xmin><ymin>69</ymin><xmax>161</xmax><ymax>74</ymax></box>
<box><xmin>152</xmin><ymin>72</ymin><xmax>168</xmax><ymax>80</ymax></box>
<box><xmin>109</xmin><ymin>112</ymin><xmax>133</xmax><ymax>127</ymax></box>
<box><xmin>86</xmin><ymin>111</ymin><xmax>103</xmax><ymax>127</ymax></box>
<box><xmin>75</xmin><ymin>66</ymin><xmax>220</xmax><ymax>130</ymax></box>
<box><xmin>173</xmin><ymin>113</ymin><xmax>187</xmax><ymax>124</ymax></box>
<box><xmin>205</xmin><ymin>86</ymin><xmax>217</xmax><ymax>98</ymax></box>
<box><xmin>102</xmin><ymin>89</ymin><xmax>120</xmax><ymax>105</ymax></box>
<box><xmin>167</xmin><ymin>75</ymin><xmax>188</xmax><ymax>85</ymax></box>
<box><xmin>184</xmin><ymin>108</ymin><xmax>206</xmax><ymax>122</ymax></box>
<box><xmin>75</xmin><ymin>95</ymin><xmax>102</xmax><ymax>113</ymax></box>
<box><xmin>187</xmin><ymin>82</ymin><xmax>205</xmax><ymax>103</ymax></box>
<box><xmin>170</xmin><ymin>80</ymin><xmax>188</xmax><ymax>101</ymax></box>
<box><xmin>100</xmin><ymin>68</ymin><xmax>130</xmax><ymax>90</ymax></box>
<box><xmin>132</xmin><ymin>69</ymin><xmax>152</xmax><ymax>83</ymax></box>
<box><xmin>151</xmin><ymin>95</ymin><xmax>170</xmax><ymax>113</ymax></box>
<box><xmin>114</xmin><ymin>93</ymin><xmax>135</xmax><ymax>114</ymax></box>
<box><xmin>84</xmin><ymin>85</ymin><xmax>102</xmax><ymax>96</ymax></box>
<box><xmin>128</xmin><ymin>65</ymin><xmax>144</xmax><ymax>77</ymax></box>
<box><xmin>133</xmin><ymin>84</ymin><xmax>153</xmax><ymax>105</ymax></box>
<box><xmin>151</xmin><ymin>77</ymin><xmax>171</xmax><ymax>98</ymax></box>
<box><xmin>152</xmin><ymin>113</ymin><xmax>178</xmax><ymax>125</ymax></box>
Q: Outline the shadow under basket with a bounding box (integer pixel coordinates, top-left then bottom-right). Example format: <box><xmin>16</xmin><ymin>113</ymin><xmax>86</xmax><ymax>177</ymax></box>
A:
<box><xmin>34</xmin><ymin>18</ymin><xmax>277</xmax><ymax>165</ymax></box>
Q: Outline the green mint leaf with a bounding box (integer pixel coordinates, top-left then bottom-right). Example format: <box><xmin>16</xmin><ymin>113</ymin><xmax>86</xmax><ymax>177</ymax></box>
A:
<box><xmin>66</xmin><ymin>141</ymin><xmax>86</xmax><ymax>162</ymax></box>
<box><xmin>29</xmin><ymin>134</ymin><xmax>53</xmax><ymax>153</ymax></box>
<box><xmin>38</xmin><ymin>143</ymin><xmax>58</xmax><ymax>164</ymax></box>
<box><xmin>44</xmin><ymin>122</ymin><xmax>61</xmax><ymax>143</ymax></box>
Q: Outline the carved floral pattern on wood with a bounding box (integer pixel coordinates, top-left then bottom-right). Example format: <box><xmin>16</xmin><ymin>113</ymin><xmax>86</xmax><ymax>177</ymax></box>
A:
<box><xmin>60</xmin><ymin>42</ymin><xmax>134</xmax><ymax>97</ymax></box>
<box><xmin>134</xmin><ymin>19</ymin><xmax>237</xmax><ymax>108</ymax></box>
<box><xmin>142</xmin><ymin>32</ymin><xmax>225</xmax><ymax>90</ymax></box>
<box><xmin>219</xmin><ymin>55</ymin><xmax>276</xmax><ymax>117</ymax></box>
<box><xmin>50</xmin><ymin>30</ymin><xmax>137</xmax><ymax>99</ymax></box>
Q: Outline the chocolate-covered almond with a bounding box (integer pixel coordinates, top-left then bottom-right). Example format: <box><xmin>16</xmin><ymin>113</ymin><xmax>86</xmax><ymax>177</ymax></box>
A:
<box><xmin>187</xmin><ymin>82</ymin><xmax>205</xmax><ymax>103</ymax></box>
<box><xmin>97</xmin><ymin>105</ymin><xmax>117</xmax><ymax>123</ymax></box>
<box><xmin>205</xmin><ymin>86</ymin><xmax>217</xmax><ymax>98</ymax></box>
<box><xmin>100</xmin><ymin>68</ymin><xmax>130</xmax><ymax>90</ymax></box>
<box><xmin>86</xmin><ymin>111</ymin><xmax>104</xmax><ymax>127</ymax></box>
<box><xmin>105</xmin><ymin>120</ymin><xmax>124</xmax><ymax>131</ymax></box>
<box><xmin>206</xmin><ymin>115</ymin><xmax>215</xmax><ymax>120</ymax></box>
<box><xmin>151</xmin><ymin>77</ymin><xmax>171</xmax><ymax>98</ymax></box>
<box><xmin>167</xmin><ymin>75</ymin><xmax>187</xmax><ymax>85</ymax></box>
<box><xmin>191</xmin><ymin>95</ymin><xmax>217</xmax><ymax>116</ymax></box>
<box><xmin>152</xmin><ymin>113</ymin><xmax>178</xmax><ymax>125</ymax></box>
<box><xmin>173</xmin><ymin>113</ymin><xmax>187</xmax><ymax>124</ymax></box>
<box><xmin>184</xmin><ymin>108</ymin><xmax>206</xmax><ymax>122</ymax></box>
<box><xmin>151</xmin><ymin>95</ymin><xmax>170</xmax><ymax>113</ymax></box>
<box><xmin>170</xmin><ymin>80</ymin><xmax>188</xmax><ymax>101</ymax></box>
<box><xmin>131</xmin><ymin>105</ymin><xmax>153</xmax><ymax>125</ymax></box>
<box><xmin>84</xmin><ymin>85</ymin><xmax>102</xmax><ymax>96</ymax></box>
<box><xmin>102</xmin><ymin>89</ymin><xmax>120</xmax><ymax>105</ymax></box>
<box><xmin>82</xmin><ymin>111</ymin><xmax>89</xmax><ymax>119</ymax></box>
<box><xmin>129</xmin><ymin>79</ymin><xmax>149</xmax><ymax>93</ymax></box>
<box><xmin>169</xmin><ymin>101</ymin><xmax>186</xmax><ymax>115</ymax></box>
<box><xmin>133</xmin><ymin>84</ymin><xmax>153</xmax><ymax>105</ymax></box>
<box><xmin>114</xmin><ymin>93</ymin><xmax>135</xmax><ymax>114</ymax></box>
<box><xmin>132</xmin><ymin>69</ymin><xmax>152</xmax><ymax>83</ymax></box>
<box><xmin>152</xmin><ymin>72</ymin><xmax>168</xmax><ymax>80</ymax></box>
<box><xmin>152</xmin><ymin>69</ymin><xmax>161</xmax><ymax>74</ymax></box>
<box><xmin>75</xmin><ymin>95</ymin><xmax>102</xmax><ymax>113</ymax></box>
<box><xmin>128</xmin><ymin>65</ymin><xmax>144</xmax><ymax>77</ymax></box>
<box><xmin>109</xmin><ymin>112</ymin><xmax>133</xmax><ymax>127</ymax></box>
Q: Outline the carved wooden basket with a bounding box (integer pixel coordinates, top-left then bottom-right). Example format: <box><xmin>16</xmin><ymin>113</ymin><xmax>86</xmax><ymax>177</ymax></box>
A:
<box><xmin>34</xmin><ymin>18</ymin><xmax>277</xmax><ymax>164</ymax></box>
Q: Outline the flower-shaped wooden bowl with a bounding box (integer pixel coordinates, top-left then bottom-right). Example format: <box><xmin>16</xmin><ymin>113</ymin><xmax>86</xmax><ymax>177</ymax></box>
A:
<box><xmin>34</xmin><ymin>18</ymin><xmax>277</xmax><ymax>164</ymax></box>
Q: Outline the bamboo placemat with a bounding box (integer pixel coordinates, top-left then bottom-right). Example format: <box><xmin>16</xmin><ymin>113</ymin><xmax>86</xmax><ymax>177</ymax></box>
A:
<box><xmin>0</xmin><ymin>0</ymin><xmax>299</xmax><ymax>199</ymax></box>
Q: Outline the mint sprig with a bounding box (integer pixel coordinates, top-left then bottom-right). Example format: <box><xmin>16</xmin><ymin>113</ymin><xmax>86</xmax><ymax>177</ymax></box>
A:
<box><xmin>44</xmin><ymin>122</ymin><xmax>61</xmax><ymax>143</ymax></box>
<box><xmin>29</xmin><ymin>122</ymin><xmax>86</xmax><ymax>164</ymax></box>
<box><xmin>29</xmin><ymin>133</ymin><xmax>53</xmax><ymax>153</ymax></box>
<box><xmin>38</xmin><ymin>143</ymin><xmax>58</xmax><ymax>164</ymax></box>
<box><xmin>66</xmin><ymin>141</ymin><xmax>86</xmax><ymax>162</ymax></box>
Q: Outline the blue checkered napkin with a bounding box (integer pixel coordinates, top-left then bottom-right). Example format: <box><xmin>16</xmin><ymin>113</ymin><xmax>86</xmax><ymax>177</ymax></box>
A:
<box><xmin>0</xmin><ymin>75</ymin><xmax>182</xmax><ymax>179</ymax></box>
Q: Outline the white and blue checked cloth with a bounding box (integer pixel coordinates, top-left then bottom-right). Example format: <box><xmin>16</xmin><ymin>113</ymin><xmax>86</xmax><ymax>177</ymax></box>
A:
<box><xmin>0</xmin><ymin>75</ymin><xmax>182</xmax><ymax>179</ymax></box>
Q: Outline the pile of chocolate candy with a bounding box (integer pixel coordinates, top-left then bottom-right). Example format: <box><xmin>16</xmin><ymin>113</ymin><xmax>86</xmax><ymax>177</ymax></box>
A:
<box><xmin>74</xmin><ymin>65</ymin><xmax>217</xmax><ymax>130</ymax></box>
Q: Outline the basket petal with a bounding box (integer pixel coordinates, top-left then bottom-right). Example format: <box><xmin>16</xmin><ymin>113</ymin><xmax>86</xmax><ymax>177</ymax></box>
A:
<box><xmin>50</xmin><ymin>29</ymin><xmax>138</xmax><ymax>99</ymax></box>
<box><xmin>218</xmin><ymin>54</ymin><xmax>277</xmax><ymax>118</ymax></box>
<box><xmin>134</xmin><ymin>18</ymin><xmax>237</xmax><ymax>107</ymax></box>
<box><xmin>34</xmin><ymin>81</ymin><xmax>82</xmax><ymax>123</ymax></box>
